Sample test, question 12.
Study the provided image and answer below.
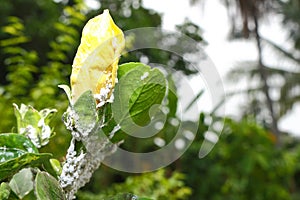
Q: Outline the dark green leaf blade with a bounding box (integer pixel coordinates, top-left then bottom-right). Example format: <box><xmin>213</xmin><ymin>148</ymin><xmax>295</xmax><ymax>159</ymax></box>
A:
<box><xmin>0</xmin><ymin>133</ymin><xmax>38</xmax><ymax>154</ymax></box>
<box><xmin>0</xmin><ymin>148</ymin><xmax>27</xmax><ymax>163</ymax></box>
<box><xmin>0</xmin><ymin>153</ymin><xmax>51</xmax><ymax>181</ymax></box>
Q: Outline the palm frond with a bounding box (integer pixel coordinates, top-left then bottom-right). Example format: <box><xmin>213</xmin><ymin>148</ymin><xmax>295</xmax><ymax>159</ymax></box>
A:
<box><xmin>262</xmin><ymin>37</ymin><xmax>300</xmax><ymax>65</ymax></box>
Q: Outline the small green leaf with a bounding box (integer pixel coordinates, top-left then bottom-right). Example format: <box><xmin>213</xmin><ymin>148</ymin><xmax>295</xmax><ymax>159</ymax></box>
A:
<box><xmin>49</xmin><ymin>158</ymin><xmax>62</xmax><ymax>176</ymax></box>
<box><xmin>35</xmin><ymin>171</ymin><xmax>66</xmax><ymax>200</ymax></box>
<box><xmin>12</xmin><ymin>104</ymin><xmax>56</xmax><ymax>148</ymax></box>
<box><xmin>39</xmin><ymin>108</ymin><xmax>57</xmax><ymax>125</ymax></box>
<box><xmin>0</xmin><ymin>182</ymin><xmax>11</xmax><ymax>200</ymax></box>
<box><xmin>0</xmin><ymin>153</ymin><xmax>51</xmax><ymax>182</ymax></box>
<box><xmin>23</xmin><ymin>106</ymin><xmax>40</xmax><ymax>129</ymax></box>
<box><xmin>73</xmin><ymin>90</ymin><xmax>97</xmax><ymax>134</ymax></box>
<box><xmin>13</xmin><ymin>103</ymin><xmax>26</xmax><ymax>133</ymax></box>
<box><xmin>9</xmin><ymin>168</ymin><xmax>34</xmax><ymax>199</ymax></box>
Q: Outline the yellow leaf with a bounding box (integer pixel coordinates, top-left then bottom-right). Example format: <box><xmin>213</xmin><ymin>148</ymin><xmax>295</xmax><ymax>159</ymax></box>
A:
<box><xmin>70</xmin><ymin>10</ymin><xmax>125</xmax><ymax>105</ymax></box>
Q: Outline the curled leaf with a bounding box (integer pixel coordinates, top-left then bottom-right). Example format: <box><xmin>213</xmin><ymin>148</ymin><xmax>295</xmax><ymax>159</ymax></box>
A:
<box><xmin>70</xmin><ymin>10</ymin><xmax>125</xmax><ymax>105</ymax></box>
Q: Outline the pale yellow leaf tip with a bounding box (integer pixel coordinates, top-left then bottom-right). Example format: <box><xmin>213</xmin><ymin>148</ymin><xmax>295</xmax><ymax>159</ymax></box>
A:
<box><xmin>70</xmin><ymin>9</ymin><xmax>125</xmax><ymax>105</ymax></box>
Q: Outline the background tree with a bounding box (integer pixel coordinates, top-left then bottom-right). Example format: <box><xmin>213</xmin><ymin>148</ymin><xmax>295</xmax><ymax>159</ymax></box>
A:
<box><xmin>190</xmin><ymin>0</ymin><xmax>300</xmax><ymax>145</ymax></box>
<box><xmin>227</xmin><ymin>0</ymin><xmax>300</xmax><ymax>145</ymax></box>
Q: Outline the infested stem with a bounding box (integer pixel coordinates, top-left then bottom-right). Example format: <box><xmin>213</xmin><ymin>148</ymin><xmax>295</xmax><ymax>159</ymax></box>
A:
<box><xmin>59</xmin><ymin>103</ymin><xmax>119</xmax><ymax>200</ymax></box>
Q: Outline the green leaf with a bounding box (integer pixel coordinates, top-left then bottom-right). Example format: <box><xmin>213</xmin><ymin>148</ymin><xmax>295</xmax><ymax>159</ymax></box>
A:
<box><xmin>73</xmin><ymin>90</ymin><xmax>97</xmax><ymax>134</ymax></box>
<box><xmin>49</xmin><ymin>158</ymin><xmax>62</xmax><ymax>176</ymax></box>
<box><xmin>9</xmin><ymin>168</ymin><xmax>34</xmax><ymax>199</ymax></box>
<box><xmin>0</xmin><ymin>153</ymin><xmax>51</xmax><ymax>182</ymax></box>
<box><xmin>35</xmin><ymin>171</ymin><xmax>66</xmax><ymax>200</ymax></box>
<box><xmin>0</xmin><ymin>133</ymin><xmax>38</xmax><ymax>155</ymax></box>
<box><xmin>112</xmin><ymin>62</ymin><xmax>167</xmax><ymax>134</ymax></box>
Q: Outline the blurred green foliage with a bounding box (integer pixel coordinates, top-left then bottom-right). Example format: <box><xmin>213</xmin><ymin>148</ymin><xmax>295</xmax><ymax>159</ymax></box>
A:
<box><xmin>77</xmin><ymin>169</ymin><xmax>191</xmax><ymax>200</ymax></box>
<box><xmin>181</xmin><ymin>117</ymin><xmax>300</xmax><ymax>199</ymax></box>
<box><xmin>0</xmin><ymin>1</ymin><xmax>89</xmax><ymax>158</ymax></box>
